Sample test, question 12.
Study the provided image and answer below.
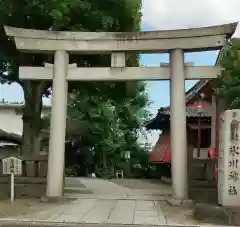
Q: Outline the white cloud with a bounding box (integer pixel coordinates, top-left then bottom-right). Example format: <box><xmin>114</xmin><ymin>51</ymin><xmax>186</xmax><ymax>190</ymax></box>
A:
<box><xmin>142</xmin><ymin>0</ymin><xmax>240</xmax><ymax>37</ymax></box>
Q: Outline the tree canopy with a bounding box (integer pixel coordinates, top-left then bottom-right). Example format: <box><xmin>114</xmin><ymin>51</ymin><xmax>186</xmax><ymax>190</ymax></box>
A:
<box><xmin>64</xmin><ymin>81</ymin><xmax>150</xmax><ymax>177</ymax></box>
<box><xmin>214</xmin><ymin>39</ymin><xmax>240</xmax><ymax>108</ymax></box>
<box><xmin>0</xmin><ymin>0</ymin><xmax>151</xmax><ymax>177</ymax></box>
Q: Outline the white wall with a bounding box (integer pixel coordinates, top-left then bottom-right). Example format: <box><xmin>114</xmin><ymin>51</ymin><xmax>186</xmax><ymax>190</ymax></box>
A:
<box><xmin>0</xmin><ymin>104</ymin><xmax>50</xmax><ymax>135</ymax></box>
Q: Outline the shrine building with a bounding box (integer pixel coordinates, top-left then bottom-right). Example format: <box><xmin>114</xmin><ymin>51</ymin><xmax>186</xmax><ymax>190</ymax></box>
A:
<box><xmin>145</xmin><ymin>76</ymin><xmax>224</xmax><ymax>202</ymax></box>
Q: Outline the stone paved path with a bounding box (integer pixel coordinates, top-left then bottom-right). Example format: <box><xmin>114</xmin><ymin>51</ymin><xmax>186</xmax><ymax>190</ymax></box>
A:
<box><xmin>0</xmin><ymin>178</ymin><xmax>167</xmax><ymax>225</ymax></box>
<box><xmin>0</xmin><ymin>178</ymin><xmax>206</xmax><ymax>226</ymax></box>
<box><xmin>46</xmin><ymin>198</ymin><xmax>166</xmax><ymax>225</ymax></box>
<box><xmin>65</xmin><ymin>178</ymin><xmax>170</xmax><ymax>201</ymax></box>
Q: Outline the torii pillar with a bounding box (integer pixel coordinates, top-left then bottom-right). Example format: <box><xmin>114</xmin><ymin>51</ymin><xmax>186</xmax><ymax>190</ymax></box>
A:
<box><xmin>46</xmin><ymin>50</ymin><xmax>69</xmax><ymax>197</ymax></box>
<box><xmin>161</xmin><ymin>60</ymin><xmax>194</xmax><ymax>200</ymax></box>
<box><xmin>170</xmin><ymin>49</ymin><xmax>188</xmax><ymax>200</ymax></box>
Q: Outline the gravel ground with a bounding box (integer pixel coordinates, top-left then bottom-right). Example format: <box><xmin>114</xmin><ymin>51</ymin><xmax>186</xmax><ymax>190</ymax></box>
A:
<box><xmin>0</xmin><ymin>178</ymin><xmax>83</xmax><ymax>219</ymax></box>
<box><xmin>156</xmin><ymin>201</ymin><xmax>201</xmax><ymax>225</ymax></box>
<box><xmin>0</xmin><ymin>199</ymin><xmax>69</xmax><ymax>218</ymax></box>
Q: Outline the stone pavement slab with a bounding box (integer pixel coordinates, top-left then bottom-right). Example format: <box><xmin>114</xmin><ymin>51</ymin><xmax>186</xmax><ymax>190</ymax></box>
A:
<box><xmin>78</xmin><ymin>178</ymin><xmax>132</xmax><ymax>195</ymax></box>
<box><xmin>52</xmin><ymin>214</ymin><xmax>80</xmax><ymax>222</ymax></box>
<box><xmin>133</xmin><ymin>201</ymin><xmax>166</xmax><ymax>225</ymax></box>
<box><xmin>60</xmin><ymin>199</ymin><xmax>98</xmax><ymax>216</ymax></box>
<box><xmin>52</xmin><ymin>199</ymin><xmax>99</xmax><ymax>222</ymax></box>
<box><xmin>0</xmin><ymin>198</ymin><xmax>167</xmax><ymax>225</ymax></box>
<box><xmin>107</xmin><ymin>200</ymin><xmax>136</xmax><ymax>224</ymax></box>
<box><xmin>81</xmin><ymin>207</ymin><xmax>112</xmax><ymax>223</ymax></box>
<box><xmin>135</xmin><ymin>201</ymin><xmax>155</xmax><ymax>211</ymax></box>
<box><xmin>81</xmin><ymin>200</ymin><xmax>117</xmax><ymax>224</ymax></box>
<box><xmin>134</xmin><ymin>210</ymin><xmax>163</xmax><ymax>225</ymax></box>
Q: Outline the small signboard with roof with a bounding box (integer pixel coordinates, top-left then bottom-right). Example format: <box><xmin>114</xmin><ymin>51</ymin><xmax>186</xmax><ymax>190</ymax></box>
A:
<box><xmin>2</xmin><ymin>157</ymin><xmax>22</xmax><ymax>202</ymax></box>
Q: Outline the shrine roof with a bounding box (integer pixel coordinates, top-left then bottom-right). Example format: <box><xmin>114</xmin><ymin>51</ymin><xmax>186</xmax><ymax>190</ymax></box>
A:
<box><xmin>0</xmin><ymin>129</ymin><xmax>21</xmax><ymax>145</ymax></box>
<box><xmin>159</xmin><ymin>79</ymin><xmax>209</xmax><ymax>113</ymax></box>
<box><xmin>145</xmin><ymin>80</ymin><xmax>212</xmax><ymax>130</ymax></box>
<box><xmin>159</xmin><ymin>106</ymin><xmax>212</xmax><ymax>118</ymax></box>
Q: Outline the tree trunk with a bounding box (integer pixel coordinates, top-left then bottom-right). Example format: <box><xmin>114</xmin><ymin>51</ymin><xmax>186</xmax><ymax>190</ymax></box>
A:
<box><xmin>102</xmin><ymin>151</ymin><xmax>108</xmax><ymax>178</ymax></box>
<box><xmin>33</xmin><ymin>135</ymin><xmax>41</xmax><ymax>155</ymax></box>
<box><xmin>111</xmin><ymin>164</ymin><xmax>115</xmax><ymax>177</ymax></box>
<box><xmin>21</xmin><ymin>81</ymin><xmax>45</xmax><ymax>155</ymax></box>
<box><xmin>21</xmin><ymin>119</ymin><xmax>33</xmax><ymax>155</ymax></box>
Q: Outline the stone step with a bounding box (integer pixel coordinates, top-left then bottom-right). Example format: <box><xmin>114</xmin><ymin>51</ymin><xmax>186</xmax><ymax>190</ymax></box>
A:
<box><xmin>64</xmin><ymin>194</ymin><xmax>167</xmax><ymax>201</ymax></box>
<box><xmin>64</xmin><ymin>187</ymin><xmax>92</xmax><ymax>194</ymax></box>
<box><xmin>189</xmin><ymin>180</ymin><xmax>216</xmax><ymax>188</ymax></box>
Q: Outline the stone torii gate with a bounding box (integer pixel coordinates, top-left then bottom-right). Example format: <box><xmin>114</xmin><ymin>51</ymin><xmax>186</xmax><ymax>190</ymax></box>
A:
<box><xmin>4</xmin><ymin>23</ymin><xmax>237</xmax><ymax>202</ymax></box>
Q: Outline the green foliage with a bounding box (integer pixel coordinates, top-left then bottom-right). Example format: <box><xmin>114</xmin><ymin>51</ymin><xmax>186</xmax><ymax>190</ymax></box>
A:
<box><xmin>65</xmin><ymin>164</ymin><xmax>81</xmax><ymax>177</ymax></box>
<box><xmin>0</xmin><ymin>0</ymin><xmax>150</xmax><ymax>176</ymax></box>
<box><xmin>0</xmin><ymin>0</ymin><xmax>141</xmax><ymax>85</ymax></box>
<box><xmin>214</xmin><ymin>39</ymin><xmax>240</xmax><ymax>108</ymax></box>
<box><xmin>65</xmin><ymin>80</ymin><xmax>151</xmax><ymax>178</ymax></box>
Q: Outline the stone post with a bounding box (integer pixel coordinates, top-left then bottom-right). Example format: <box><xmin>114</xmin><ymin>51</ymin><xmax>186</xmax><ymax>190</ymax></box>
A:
<box><xmin>46</xmin><ymin>50</ymin><xmax>69</xmax><ymax>198</ymax></box>
<box><xmin>170</xmin><ymin>49</ymin><xmax>188</xmax><ymax>200</ymax></box>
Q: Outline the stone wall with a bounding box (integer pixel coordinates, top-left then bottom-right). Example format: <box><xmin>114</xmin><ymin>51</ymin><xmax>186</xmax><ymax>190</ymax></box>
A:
<box><xmin>0</xmin><ymin>153</ymin><xmax>48</xmax><ymax>199</ymax></box>
<box><xmin>0</xmin><ymin>177</ymin><xmax>46</xmax><ymax>198</ymax></box>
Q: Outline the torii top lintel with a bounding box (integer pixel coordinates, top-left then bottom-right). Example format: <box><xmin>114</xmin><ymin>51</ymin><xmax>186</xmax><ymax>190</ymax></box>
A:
<box><xmin>4</xmin><ymin>22</ymin><xmax>238</xmax><ymax>54</ymax></box>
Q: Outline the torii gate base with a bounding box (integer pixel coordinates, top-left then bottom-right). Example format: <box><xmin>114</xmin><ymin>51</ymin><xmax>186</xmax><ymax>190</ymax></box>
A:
<box><xmin>4</xmin><ymin>23</ymin><xmax>237</xmax><ymax>203</ymax></box>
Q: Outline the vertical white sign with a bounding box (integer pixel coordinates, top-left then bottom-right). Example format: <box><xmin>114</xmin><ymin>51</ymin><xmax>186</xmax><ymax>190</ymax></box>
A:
<box><xmin>218</xmin><ymin>110</ymin><xmax>240</xmax><ymax>206</ymax></box>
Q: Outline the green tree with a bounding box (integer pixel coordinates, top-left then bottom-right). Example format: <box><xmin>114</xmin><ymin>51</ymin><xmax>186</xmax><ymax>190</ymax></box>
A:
<box><xmin>214</xmin><ymin>39</ymin><xmax>240</xmax><ymax>108</ymax></box>
<box><xmin>0</xmin><ymin>0</ymin><xmax>142</xmax><ymax>155</ymax></box>
<box><xmin>67</xmin><ymin>89</ymin><xmax>123</xmax><ymax>177</ymax></box>
<box><xmin>64</xmin><ymin>80</ymin><xmax>150</xmax><ymax>178</ymax></box>
<box><xmin>0</xmin><ymin>0</ymin><xmax>150</xmax><ymax>177</ymax></box>
<box><xmin>40</xmin><ymin>80</ymin><xmax>150</xmax><ymax>178</ymax></box>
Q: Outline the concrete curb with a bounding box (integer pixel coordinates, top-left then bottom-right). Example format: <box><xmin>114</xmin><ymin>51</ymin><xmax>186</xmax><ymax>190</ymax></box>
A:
<box><xmin>0</xmin><ymin>219</ymin><xmax>237</xmax><ymax>227</ymax></box>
